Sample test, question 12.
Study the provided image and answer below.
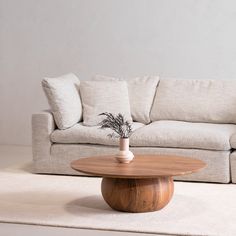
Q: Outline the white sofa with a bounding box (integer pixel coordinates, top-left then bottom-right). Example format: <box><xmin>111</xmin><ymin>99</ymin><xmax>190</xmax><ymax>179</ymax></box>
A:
<box><xmin>32</xmin><ymin>76</ymin><xmax>236</xmax><ymax>183</ymax></box>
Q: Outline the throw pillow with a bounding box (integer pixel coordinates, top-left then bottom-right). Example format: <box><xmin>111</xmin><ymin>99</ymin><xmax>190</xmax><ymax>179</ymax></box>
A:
<box><xmin>93</xmin><ymin>75</ymin><xmax>159</xmax><ymax>124</ymax></box>
<box><xmin>80</xmin><ymin>80</ymin><xmax>132</xmax><ymax>126</ymax></box>
<box><xmin>42</xmin><ymin>73</ymin><xmax>82</xmax><ymax>129</ymax></box>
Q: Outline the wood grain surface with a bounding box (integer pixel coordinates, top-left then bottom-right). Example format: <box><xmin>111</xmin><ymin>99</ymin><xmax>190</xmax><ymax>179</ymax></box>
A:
<box><xmin>71</xmin><ymin>155</ymin><xmax>206</xmax><ymax>179</ymax></box>
<box><xmin>101</xmin><ymin>177</ymin><xmax>174</xmax><ymax>213</ymax></box>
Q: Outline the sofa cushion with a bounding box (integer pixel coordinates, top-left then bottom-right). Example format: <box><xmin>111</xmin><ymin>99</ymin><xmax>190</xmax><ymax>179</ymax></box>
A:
<box><xmin>51</xmin><ymin>122</ymin><xmax>144</xmax><ymax>146</ymax></box>
<box><xmin>230</xmin><ymin>152</ymin><xmax>236</xmax><ymax>183</ymax></box>
<box><xmin>93</xmin><ymin>75</ymin><xmax>159</xmax><ymax>124</ymax></box>
<box><xmin>130</xmin><ymin>120</ymin><xmax>236</xmax><ymax>151</ymax></box>
<box><xmin>93</xmin><ymin>75</ymin><xmax>118</xmax><ymax>81</ymax></box>
<box><xmin>150</xmin><ymin>78</ymin><xmax>236</xmax><ymax>124</ymax></box>
<box><xmin>127</xmin><ymin>76</ymin><xmax>159</xmax><ymax>124</ymax></box>
<box><xmin>229</xmin><ymin>134</ymin><xmax>236</xmax><ymax>149</ymax></box>
<box><xmin>42</xmin><ymin>73</ymin><xmax>82</xmax><ymax>129</ymax></box>
<box><xmin>80</xmin><ymin>81</ymin><xmax>132</xmax><ymax>126</ymax></box>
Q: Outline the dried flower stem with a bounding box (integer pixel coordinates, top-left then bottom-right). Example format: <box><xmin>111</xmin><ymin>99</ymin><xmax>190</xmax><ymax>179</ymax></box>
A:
<box><xmin>98</xmin><ymin>112</ymin><xmax>132</xmax><ymax>138</ymax></box>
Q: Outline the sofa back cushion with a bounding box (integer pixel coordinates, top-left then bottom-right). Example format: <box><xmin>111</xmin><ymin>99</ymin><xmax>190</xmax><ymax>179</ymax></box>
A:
<box><xmin>42</xmin><ymin>73</ymin><xmax>82</xmax><ymax>129</ymax></box>
<box><xmin>93</xmin><ymin>75</ymin><xmax>159</xmax><ymax>124</ymax></box>
<box><xmin>127</xmin><ymin>76</ymin><xmax>159</xmax><ymax>124</ymax></box>
<box><xmin>150</xmin><ymin>78</ymin><xmax>236</xmax><ymax>124</ymax></box>
<box><xmin>80</xmin><ymin>80</ymin><xmax>132</xmax><ymax>126</ymax></box>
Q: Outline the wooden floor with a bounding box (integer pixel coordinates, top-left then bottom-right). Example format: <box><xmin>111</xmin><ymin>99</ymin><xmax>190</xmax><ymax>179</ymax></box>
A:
<box><xmin>0</xmin><ymin>145</ymin><xmax>165</xmax><ymax>236</ymax></box>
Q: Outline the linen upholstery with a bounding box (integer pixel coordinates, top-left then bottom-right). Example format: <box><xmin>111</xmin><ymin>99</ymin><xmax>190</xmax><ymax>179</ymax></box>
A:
<box><xmin>80</xmin><ymin>81</ymin><xmax>132</xmax><ymax>126</ymax></box>
<box><xmin>229</xmin><ymin>133</ymin><xmax>236</xmax><ymax>149</ymax></box>
<box><xmin>42</xmin><ymin>73</ymin><xmax>82</xmax><ymax>129</ymax></box>
<box><xmin>45</xmin><ymin>144</ymin><xmax>229</xmax><ymax>183</ymax></box>
<box><xmin>93</xmin><ymin>74</ymin><xmax>118</xmax><ymax>81</ymax></box>
<box><xmin>150</xmin><ymin>78</ymin><xmax>236</xmax><ymax>124</ymax></box>
<box><xmin>51</xmin><ymin>122</ymin><xmax>144</xmax><ymax>146</ymax></box>
<box><xmin>230</xmin><ymin>152</ymin><xmax>236</xmax><ymax>183</ymax></box>
<box><xmin>130</xmin><ymin>120</ymin><xmax>236</xmax><ymax>151</ymax></box>
<box><xmin>127</xmin><ymin>76</ymin><xmax>159</xmax><ymax>124</ymax></box>
<box><xmin>32</xmin><ymin>111</ymin><xmax>231</xmax><ymax>183</ymax></box>
<box><xmin>93</xmin><ymin>75</ymin><xmax>159</xmax><ymax>124</ymax></box>
<box><xmin>32</xmin><ymin>111</ymin><xmax>55</xmax><ymax>173</ymax></box>
<box><xmin>33</xmin><ymin>76</ymin><xmax>236</xmax><ymax>183</ymax></box>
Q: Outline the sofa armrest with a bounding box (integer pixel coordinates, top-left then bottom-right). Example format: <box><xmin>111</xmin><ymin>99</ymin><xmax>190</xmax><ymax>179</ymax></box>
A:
<box><xmin>32</xmin><ymin>110</ymin><xmax>55</xmax><ymax>163</ymax></box>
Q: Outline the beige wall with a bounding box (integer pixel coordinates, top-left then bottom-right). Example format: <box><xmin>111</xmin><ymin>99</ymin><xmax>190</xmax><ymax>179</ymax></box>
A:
<box><xmin>1</xmin><ymin>0</ymin><xmax>236</xmax><ymax>145</ymax></box>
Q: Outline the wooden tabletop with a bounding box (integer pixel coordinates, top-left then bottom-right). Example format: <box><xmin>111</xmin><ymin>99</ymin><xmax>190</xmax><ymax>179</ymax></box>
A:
<box><xmin>71</xmin><ymin>155</ymin><xmax>206</xmax><ymax>179</ymax></box>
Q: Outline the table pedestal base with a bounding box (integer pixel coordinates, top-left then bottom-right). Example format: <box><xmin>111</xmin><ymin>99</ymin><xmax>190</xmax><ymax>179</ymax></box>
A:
<box><xmin>101</xmin><ymin>177</ymin><xmax>174</xmax><ymax>213</ymax></box>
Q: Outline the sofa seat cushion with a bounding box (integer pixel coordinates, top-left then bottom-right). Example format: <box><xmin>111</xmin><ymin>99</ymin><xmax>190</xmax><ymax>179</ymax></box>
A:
<box><xmin>51</xmin><ymin>122</ymin><xmax>144</xmax><ymax>146</ymax></box>
<box><xmin>130</xmin><ymin>120</ymin><xmax>236</xmax><ymax>151</ymax></box>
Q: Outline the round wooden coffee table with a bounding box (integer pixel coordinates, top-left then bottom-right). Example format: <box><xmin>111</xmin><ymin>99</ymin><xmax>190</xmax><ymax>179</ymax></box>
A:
<box><xmin>71</xmin><ymin>155</ymin><xmax>205</xmax><ymax>213</ymax></box>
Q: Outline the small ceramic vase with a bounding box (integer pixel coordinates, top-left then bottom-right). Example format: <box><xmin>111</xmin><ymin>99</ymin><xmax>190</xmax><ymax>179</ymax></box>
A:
<box><xmin>115</xmin><ymin>138</ymin><xmax>134</xmax><ymax>163</ymax></box>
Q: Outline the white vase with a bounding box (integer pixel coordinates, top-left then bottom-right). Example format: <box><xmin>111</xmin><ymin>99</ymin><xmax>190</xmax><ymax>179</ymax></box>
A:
<box><xmin>115</xmin><ymin>138</ymin><xmax>134</xmax><ymax>163</ymax></box>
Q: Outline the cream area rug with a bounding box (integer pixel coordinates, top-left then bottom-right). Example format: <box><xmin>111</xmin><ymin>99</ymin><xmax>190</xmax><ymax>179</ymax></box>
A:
<box><xmin>0</xmin><ymin>164</ymin><xmax>236</xmax><ymax>236</ymax></box>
